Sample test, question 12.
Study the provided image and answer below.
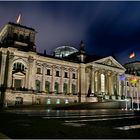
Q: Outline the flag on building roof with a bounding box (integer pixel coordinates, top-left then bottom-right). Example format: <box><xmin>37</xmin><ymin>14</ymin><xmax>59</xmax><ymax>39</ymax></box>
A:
<box><xmin>16</xmin><ymin>13</ymin><xmax>21</xmax><ymax>24</ymax></box>
<box><xmin>129</xmin><ymin>52</ymin><xmax>135</xmax><ymax>59</ymax></box>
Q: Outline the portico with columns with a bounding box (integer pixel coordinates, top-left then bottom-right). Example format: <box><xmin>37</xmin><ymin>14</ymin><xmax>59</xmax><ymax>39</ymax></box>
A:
<box><xmin>86</xmin><ymin>56</ymin><xmax>126</xmax><ymax>99</ymax></box>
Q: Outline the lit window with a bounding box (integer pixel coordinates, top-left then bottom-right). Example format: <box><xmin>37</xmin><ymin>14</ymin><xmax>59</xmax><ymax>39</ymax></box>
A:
<box><xmin>65</xmin><ymin>99</ymin><xmax>69</xmax><ymax>104</ymax></box>
<box><xmin>47</xmin><ymin>99</ymin><xmax>51</xmax><ymax>104</ymax></box>
<box><xmin>56</xmin><ymin>99</ymin><xmax>60</xmax><ymax>104</ymax></box>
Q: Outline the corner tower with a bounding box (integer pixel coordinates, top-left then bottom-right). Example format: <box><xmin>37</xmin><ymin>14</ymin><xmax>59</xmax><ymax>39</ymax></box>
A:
<box><xmin>0</xmin><ymin>22</ymin><xmax>36</xmax><ymax>52</ymax></box>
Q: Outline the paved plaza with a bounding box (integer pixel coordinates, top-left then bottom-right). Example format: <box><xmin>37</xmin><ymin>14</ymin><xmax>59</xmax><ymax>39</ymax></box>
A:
<box><xmin>0</xmin><ymin>108</ymin><xmax>140</xmax><ymax>139</ymax></box>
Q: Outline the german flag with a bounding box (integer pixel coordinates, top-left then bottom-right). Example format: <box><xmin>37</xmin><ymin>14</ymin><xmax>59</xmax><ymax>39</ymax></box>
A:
<box><xmin>129</xmin><ymin>52</ymin><xmax>135</xmax><ymax>59</ymax></box>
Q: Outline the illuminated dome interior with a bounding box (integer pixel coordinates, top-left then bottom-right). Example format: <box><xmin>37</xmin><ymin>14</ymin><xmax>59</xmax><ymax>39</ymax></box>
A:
<box><xmin>54</xmin><ymin>46</ymin><xmax>78</xmax><ymax>58</ymax></box>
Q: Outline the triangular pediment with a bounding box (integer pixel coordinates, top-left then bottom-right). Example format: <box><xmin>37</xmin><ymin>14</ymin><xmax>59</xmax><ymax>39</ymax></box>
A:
<box><xmin>13</xmin><ymin>71</ymin><xmax>25</xmax><ymax>77</ymax></box>
<box><xmin>93</xmin><ymin>56</ymin><xmax>125</xmax><ymax>70</ymax></box>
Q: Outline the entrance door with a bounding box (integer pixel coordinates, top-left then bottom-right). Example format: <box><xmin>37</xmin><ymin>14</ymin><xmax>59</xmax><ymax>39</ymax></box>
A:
<box><xmin>14</xmin><ymin>79</ymin><xmax>22</xmax><ymax>89</ymax></box>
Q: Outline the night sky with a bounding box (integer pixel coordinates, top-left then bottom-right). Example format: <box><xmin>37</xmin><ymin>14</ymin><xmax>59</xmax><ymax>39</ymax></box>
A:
<box><xmin>0</xmin><ymin>1</ymin><xmax>140</xmax><ymax>64</ymax></box>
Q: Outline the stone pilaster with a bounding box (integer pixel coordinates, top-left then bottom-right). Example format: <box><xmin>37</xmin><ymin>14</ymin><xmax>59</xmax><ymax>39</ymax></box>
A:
<box><xmin>105</xmin><ymin>71</ymin><xmax>109</xmax><ymax>95</ymax></box>
<box><xmin>108</xmin><ymin>71</ymin><xmax>113</xmax><ymax>96</ymax></box>
<box><xmin>0</xmin><ymin>50</ymin><xmax>7</xmax><ymax>86</ymax></box>
<box><xmin>69</xmin><ymin>68</ymin><xmax>72</xmax><ymax>94</ymax></box>
<box><xmin>97</xmin><ymin>70</ymin><xmax>101</xmax><ymax>93</ymax></box>
<box><xmin>78</xmin><ymin>63</ymin><xmax>86</xmax><ymax>102</ymax></box>
<box><xmin>60</xmin><ymin>66</ymin><xmax>64</xmax><ymax>94</ymax></box>
<box><xmin>51</xmin><ymin>65</ymin><xmax>55</xmax><ymax>93</ymax></box>
<box><xmin>31</xmin><ymin>59</ymin><xmax>36</xmax><ymax>90</ymax></box>
<box><xmin>117</xmin><ymin>74</ymin><xmax>121</xmax><ymax>96</ymax></box>
<box><xmin>42</xmin><ymin>63</ymin><xmax>46</xmax><ymax>92</ymax></box>
<box><xmin>7</xmin><ymin>52</ymin><xmax>14</xmax><ymax>88</ymax></box>
<box><xmin>27</xmin><ymin>56</ymin><xmax>35</xmax><ymax>90</ymax></box>
<box><xmin>91</xmin><ymin>67</ymin><xmax>95</xmax><ymax>93</ymax></box>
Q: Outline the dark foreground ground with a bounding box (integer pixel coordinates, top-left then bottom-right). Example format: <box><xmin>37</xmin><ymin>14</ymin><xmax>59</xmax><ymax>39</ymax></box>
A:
<box><xmin>0</xmin><ymin>107</ymin><xmax>140</xmax><ymax>139</ymax></box>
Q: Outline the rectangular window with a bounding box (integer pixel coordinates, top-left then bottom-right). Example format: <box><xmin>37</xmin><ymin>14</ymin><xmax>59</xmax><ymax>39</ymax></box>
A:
<box><xmin>72</xmin><ymin>73</ymin><xmax>76</xmax><ymax>79</ymax></box>
<box><xmin>56</xmin><ymin>71</ymin><xmax>59</xmax><ymax>77</ymax></box>
<box><xmin>47</xmin><ymin>69</ymin><xmax>50</xmax><ymax>75</ymax></box>
<box><xmin>37</xmin><ymin>68</ymin><xmax>41</xmax><ymax>74</ymax></box>
<box><xmin>64</xmin><ymin>72</ymin><xmax>68</xmax><ymax>78</ymax></box>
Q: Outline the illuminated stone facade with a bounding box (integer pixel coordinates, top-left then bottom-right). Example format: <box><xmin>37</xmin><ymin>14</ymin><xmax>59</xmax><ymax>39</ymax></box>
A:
<box><xmin>0</xmin><ymin>22</ymin><xmax>139</xmax><ymax>107</ymax></box>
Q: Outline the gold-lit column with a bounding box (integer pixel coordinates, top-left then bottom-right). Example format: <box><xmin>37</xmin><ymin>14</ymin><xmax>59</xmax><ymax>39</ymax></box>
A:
<box><xmin>51</xmin><ymin>65</ymin><xmax>55</xmax><ymax>94</ymax></box>
<box><xmin>97</xmin><ymin>70</ymin><xmax>101</xmax><ymax>93</ymax></box>
<box><xmin>105</xmin><ymin>71</ymin><xmax>108</xmax><ymax>95</ymax></box>
<box><xmin>27</xmin><ymin>56</ymin><xmax>35</xmax><ymax>90</ymax></box>
<box><xmin>77</xmin><ymin>69</ymin><xmax>79</xmax><ymax>95</ymax></box>
<box><xmin>69</xmin><ymin>69</ymin><xmax>72</xmax><ymax>94</ymax></box>
<box><xmin>108</xmin><ymin>71</ymin><xmax>113</xmax><ymax>96</ymax></box>
<box><xmin>42</xmin><ymin>64</ymin><xmax>46</xmax><ymax>92</ymax></box>
<box><xmin>7</xmin><ymin>53</ymin><xmax>14</xmax><ymax>88</ymax></box>
<box><xmin>117</xmin><ymin>73</ymin><xmax>121</xmax><ymax>97</ymax></box>
<box><xmin>94</xmin><ymin>71</ymin><xmax>98</xmax><ymax>93</ymax></box>
<box><xmin>60</xmin><ymin>67</ymin><xmax>64</xmax><ymax>94</ymax></box>
<box><xmin>0</xmin><ymin>50</ymin><xmax>7</xmax><ymax>86</ymax></box>
<box><xmin>91</xmin><ymin>67</ymin><xmax>95</xmax><ymax>94</ymax></box>
<box><xmin>32</xmin><ymin>60</ymin><xmax>36</xmax><ymax>91</ymax></box>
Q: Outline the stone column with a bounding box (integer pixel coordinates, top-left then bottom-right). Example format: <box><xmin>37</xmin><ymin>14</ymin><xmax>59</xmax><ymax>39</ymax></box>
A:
<box><xmin>27</xmin><ymin>56</ymin><xmax>35</xmax><ymax>90</ymax></box>
<box><xmin>94</xmin><ymin>71</ymin><xmax>97</xmax><ymax>93</ymax></box>
<box><xmin>27</xmin><ymin>61</ymin><xmax>31</xmax><ymax>90</ymax></box>
<box><xmin>7</xmin><ymin>52</ymin><xmax>14</xmax><ymax>88</ymax></box>
<box><xmin>60</xmin><ymin>66</ymin><xmax>64</xmax><ymax>94</ymax></box>
<box><xmin>108</xmin><ymin>71</ymin><xmax>113</xmax><ymax>96</ymax></box>
<box><xmin>42</xmin><ymin>63</ymin><xmax>46</xmax><ymax>92</ymax></box>
<box><xmin>69</xmin><ymin>69</ymin><xmax>72</xmax><ymax>94</ymax></box>
<box><xmin>105</xmin><ymin>71</ymin><xmax>109</xmax><ymax>95</ymax></box>
<box><xmin>91</xmin><ymin>67</ymin><xmax>95</xmax><ymax>94</ymax></box>
<box><xmin>0</xmin><ymin>50</ymin><xmax>7</xmax><ymax>86</ymax></box>
<box><xmin>51</xmin><ymin>65</ymin><xmax>55</xmax><ymax>93</ymax></box>
<box><xmin>97</xmin><ymin>70</ymin><xmax>101</xmax><ymax>93</ymax></box>
<box><xmin>79</xmin><ymin>63</ymin><xmax>86</xmax><ymax>102</ymax></box>
<box><xmin>31</xmin><ymin>60</ymin><xmax>36</xmax><ymax>91</ymax></box>
<box><xmin>117</xmin><ymin>74</ymin><xmax>121</xmax><ymax>97</ymax></box>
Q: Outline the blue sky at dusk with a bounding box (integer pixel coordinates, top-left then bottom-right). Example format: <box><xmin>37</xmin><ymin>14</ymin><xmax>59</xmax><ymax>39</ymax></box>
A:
<box><xmin>0</xmin><ymin>1</ymin><xmax>140</xmax><ymax>64</ymax></box>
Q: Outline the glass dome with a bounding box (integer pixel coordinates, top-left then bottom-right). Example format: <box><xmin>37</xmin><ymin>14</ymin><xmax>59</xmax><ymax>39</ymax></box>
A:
<box><xmin>54</xmin><ymin>46</ymin><xmax>78</xmax><ymax>58</ymax></box>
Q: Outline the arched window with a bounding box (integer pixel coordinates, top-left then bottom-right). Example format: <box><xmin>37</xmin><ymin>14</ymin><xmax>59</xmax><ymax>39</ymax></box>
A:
<box><xmin>101</xmin><ymin>74</ymin><xmax>105</xmax><ymax>92</ymax></box>
<box><xmin>13</xmin><ymin>62</ymin><xmax>25</xmax><ymax>71</ymax></box>
<box><xmin>72</xmin><ymin>84</ymin><xmax>76</xmax><ymax>95</ymax></box>
<box><xmin>45</xmin><ymin>81</ymin><xmax>50</xmax><ymax>94</ymax></box>
<box><xmin>36</xmin><ymin>80</ymin><xmax>41</xmax><ymax>92</ymax></box>
<box><xmin>54</xmin><ymin>82</ymin><xmax>59</xmax><ymax>94</ymax></box>
<box><xmin>63</xmin><ymin>83</ymin><xmax>68</xmax><ymax>94</ymax></box>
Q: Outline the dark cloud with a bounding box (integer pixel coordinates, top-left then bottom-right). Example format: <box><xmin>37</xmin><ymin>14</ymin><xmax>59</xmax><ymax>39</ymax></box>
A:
<box><xmin>0</xmin><ymin>1</ymin><xmax>140</xmax><ymax>64</ymax></box>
